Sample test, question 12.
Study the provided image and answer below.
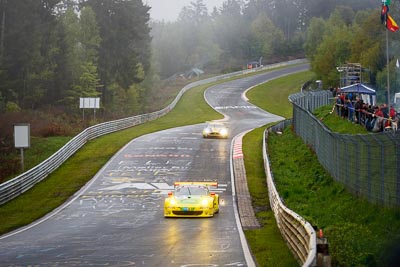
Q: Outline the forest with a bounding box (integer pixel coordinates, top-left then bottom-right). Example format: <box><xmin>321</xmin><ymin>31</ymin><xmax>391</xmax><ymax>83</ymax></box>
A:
<box><xmin>1</xmin><ymin>2</ymin><xmax>400</xmax><ymax>265</ymax></box>
<box><xmin>0</xmin><ymin>0</ymin><xmax>395</xmax><ymax>152</ymax></box>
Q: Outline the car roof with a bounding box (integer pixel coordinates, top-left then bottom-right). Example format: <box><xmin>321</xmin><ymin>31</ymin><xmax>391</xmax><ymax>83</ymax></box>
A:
<box><xmin>206</xmin><ymin>122</ymin><xmax>225</xmax><ymax>126</ymax></box>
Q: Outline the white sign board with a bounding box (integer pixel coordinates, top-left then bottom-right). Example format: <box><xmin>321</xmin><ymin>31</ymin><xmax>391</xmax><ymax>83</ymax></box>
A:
<box><xmin>80</xmin><ymin>97</ymin><xmax>100</xmax><ymax>109</ymax></box>
<box><xmin>14</xmin><ymin>124</ymin><xmax>30</xmax><ymax>148</ymax></box>
<box><xmin>394</xmin><ymin>93</ymin><xmax>400</xmax><ymax>104</ymax></box>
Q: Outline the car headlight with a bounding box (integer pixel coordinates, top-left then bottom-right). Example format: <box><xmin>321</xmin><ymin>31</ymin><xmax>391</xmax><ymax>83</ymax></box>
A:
<box><xmin>169</xmin><ymin>199</ymin><xmax>176</xmax><ymax>206</ymax></box>
<box><xmin>201</xmin><ymin>199</ymin><xmax>211</xmax><ymax>207</ymax></box>
<box><xmin>220</xmin><ymin>129</ymin><xmax>228</xmax><ymax>136</ymax></box>
<box><xmin>204</xmin><ymin>128</ymin><xmax>211</xmax><ymax>134</ymax></box>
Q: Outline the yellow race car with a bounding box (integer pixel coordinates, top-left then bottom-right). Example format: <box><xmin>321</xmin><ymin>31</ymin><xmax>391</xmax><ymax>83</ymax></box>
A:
<box><xmin>164</xmin><ymin>182</ymin><xmax>220</xmax><ymax>217</ymax></box>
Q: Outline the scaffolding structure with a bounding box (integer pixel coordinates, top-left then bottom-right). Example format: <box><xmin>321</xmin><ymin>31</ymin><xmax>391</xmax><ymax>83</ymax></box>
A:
<box><xmin>337</xmin><ymin>63</ymin><xmax>362</xmax><ymax>87</ymax></box>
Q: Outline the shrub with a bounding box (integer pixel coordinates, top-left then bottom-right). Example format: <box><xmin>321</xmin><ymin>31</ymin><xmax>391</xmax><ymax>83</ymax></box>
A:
<box><xmin>6</xmin><ymin>102</ymin><xmax>21</xmax><ymax>112</ymax></box>
<box><xmin>326</xmin><ymin>223</ymin><xmax>378</xmax><ymax>266</ymax></box>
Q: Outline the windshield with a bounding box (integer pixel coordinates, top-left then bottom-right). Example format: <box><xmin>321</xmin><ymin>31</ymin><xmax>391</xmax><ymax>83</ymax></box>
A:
<box><xmin>209</xmin><ymin>123</ymin><xmax>222</xmax><ymax>128</ymax></box>
<box><xmin>175</xmin><ymin>186</ymin><xmax>208</xmax><ymax>196</ymax></box>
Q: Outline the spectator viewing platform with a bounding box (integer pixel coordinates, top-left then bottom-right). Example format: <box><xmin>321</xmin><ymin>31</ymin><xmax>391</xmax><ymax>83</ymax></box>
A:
<box><xmin>337</xmin><ymin>63</ymin><xmax>362</xmax><ymax>87</ymax></box>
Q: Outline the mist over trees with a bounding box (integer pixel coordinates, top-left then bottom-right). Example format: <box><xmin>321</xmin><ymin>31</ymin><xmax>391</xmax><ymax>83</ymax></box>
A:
<box><xmin>151</xmin><ymin>0</ymin><xmax>377</xmax><ymax>78</ymax></box>
<box><xmin>305</xmin><ymin>4</ymin><xmax>400</xmax><ymax>102</ymax></box>
<box><xmin>0</xmin><ymin>0</ymin><xmax>379</xmax><ymax>119</ymax></box>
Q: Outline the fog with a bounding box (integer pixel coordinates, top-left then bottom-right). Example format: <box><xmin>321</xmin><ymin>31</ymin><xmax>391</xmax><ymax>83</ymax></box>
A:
<box><xmin>145</xmin><ymin>0</ymin><xmax>225</xmax><ymax>21</ymax></box>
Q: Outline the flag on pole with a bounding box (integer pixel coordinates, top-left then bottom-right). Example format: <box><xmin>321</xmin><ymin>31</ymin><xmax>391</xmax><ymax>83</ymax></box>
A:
<box><xmin>386</xmin><ymin>14</ymin><xmax>399</xmax><ymax>32</ymax></box>
<box><xmin>381</xmin><ymin>4</ymin><xmax>389</xmax><ymax>24</ymax></box>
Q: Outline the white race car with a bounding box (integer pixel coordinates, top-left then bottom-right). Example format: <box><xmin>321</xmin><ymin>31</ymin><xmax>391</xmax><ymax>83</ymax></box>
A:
<box><xmin>202</xmin><ymin>122</ymin><xmax>229</xmax><ymax>138</ymax></box>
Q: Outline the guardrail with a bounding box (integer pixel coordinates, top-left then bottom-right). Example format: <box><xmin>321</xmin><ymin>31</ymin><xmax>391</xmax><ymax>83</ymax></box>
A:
<box><xmin>264</xmin><ymin>123</ymin><xmax>317</xmax><ymax>267</ymax></box>
<box><xmin>0</xmin><ymin>59</ymin><xmax>307</xmax><ymax>206</ymax></box>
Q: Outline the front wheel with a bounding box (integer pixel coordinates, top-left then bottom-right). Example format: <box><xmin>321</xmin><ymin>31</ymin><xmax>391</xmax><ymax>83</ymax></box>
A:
<box><xmin>214</xmin><ymin>197</ymin><xmax>220</xmax><ymax>214</ymax></box>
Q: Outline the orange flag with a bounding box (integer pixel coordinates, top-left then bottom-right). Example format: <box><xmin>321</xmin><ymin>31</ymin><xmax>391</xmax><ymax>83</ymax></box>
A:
<box><xmin>386</xmin><ymin>14</ymin><xmax>399</xmax><ymax>32</ymax></box>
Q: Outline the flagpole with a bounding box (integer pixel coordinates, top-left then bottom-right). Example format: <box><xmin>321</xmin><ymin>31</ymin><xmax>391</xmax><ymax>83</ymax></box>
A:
<box><xmin>397</xmin><ymin>59</ymin><xmax>398</xmax><ymax>98</ymax></box>
<box><xmin>387</xmin><ymin>29</ymin><xmax>391</xmax><ymax>105</ymax></box>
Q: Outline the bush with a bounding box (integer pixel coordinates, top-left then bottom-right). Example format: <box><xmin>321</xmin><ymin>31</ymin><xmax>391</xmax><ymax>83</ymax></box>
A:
<box><xmin>326</xmin><ymin>222</ymin><xmax>378</xmax><ymax>266</ymax></box>
<box><xmin>0</xmin><ymin>108</ymin><xmax>80</xmax><ymax>182</ymax></box>
<box><xmin>6</xmin><ymin>101</ymin><xmax>21</xmax><ymax>112</ymax></box>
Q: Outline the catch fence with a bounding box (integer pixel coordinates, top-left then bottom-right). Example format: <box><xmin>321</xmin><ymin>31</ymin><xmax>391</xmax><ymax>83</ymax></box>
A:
<box><xmin>289</xmin><ymin>91</ymin><xmax>400</xmax><ymax>206</ymax></box>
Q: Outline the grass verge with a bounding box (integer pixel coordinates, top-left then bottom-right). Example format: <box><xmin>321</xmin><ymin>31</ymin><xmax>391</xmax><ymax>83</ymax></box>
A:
<box><xmin>0</xmin><ymin>66</ymin><xmax>310</xmax><ymax>267</ymax></box>
<box><xmin>313</xmin><ymin>105</ymin><xmax>369</xmax><ymax>134</ymax></box>
<box><xmin>245</xmin><ymin>70</ymin><xmax>400</xmax><ymax>265</ymax></box>
<box><xmin>0</xmin><ymin>65</ymin><xmax>295</xmax><ymax>235</ymax></box>
<box><xmin>0</xmin><ymin>81</ymin><xmax>224</xmax><ymax>235</ymax></box>
<box><xmin>268</xmin><ymin>127</ymin><xmax>400</xmax><ymax>266</ymax></box>
<box><xmin>243</xmin><ymin>71</ymin><xmax>315</xmax><ymax>266</ymax></box>
<box><xmin>243</xmin><ymin>127</ymin><xmax>299</xmax><ymax>266</ymax></box>
<box><xmin>246</xmin><ymin>71</ymin><xmax>315</xmax><ymax>118</ymax></box>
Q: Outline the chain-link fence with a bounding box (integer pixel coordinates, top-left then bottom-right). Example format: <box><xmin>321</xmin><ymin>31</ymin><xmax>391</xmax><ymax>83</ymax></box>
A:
<box><xmin>289</xmin><ymin>91</ymin><xmax>400</xmax><ymax>206</ymax></box>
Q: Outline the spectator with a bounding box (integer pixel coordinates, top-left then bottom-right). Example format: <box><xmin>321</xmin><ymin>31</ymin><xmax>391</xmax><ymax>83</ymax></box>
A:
<box><xmin>390</xmin><ymin>105</ymin><xmax>396</xmax><ymax>119</ymax></box>
<box><xmin>380</xmin><ymin>104</ymin><xmax>392</xmax><ymax>130</ymax></box>
<box><xmin>336</xmin><ymin>94</ymin><xmax>343</xmax><ymax>116</ymax></box>
<box><xmin>390</xmin><ymin>105</ymin><xmax>398</xmax><ymax>131</ymax></box>
<box><xmin>360</xmin><ymin>103</ymin><xmax>369</xmax><ymax>125</ymax></box>
<box><xmin>382</xmin><ymin>103</ymin><xmax>389</xmax><ymax>119</ymax></box>
<box><xmin>348</xmin><ymin>92</ymin><xmax>353</xmax><ymax>101</ymax></box>
<box><xmin>340</xmin><ymin>94</ymin><xmax>346</xmax><ymax>118</ymax></box>
<box><xmin>342</xmin><ymin>96</ymin><xmax>349</xmax><ymax>119</ymax></box>
<box><xmin>366</xmin><ymin>106</ymin><xmax>377</xmax><ymax>131</ymax></box>
<box><xmin>373</xmin><ymin>106</ymin><xmax>384</xmax><ymax>132</ymax></box>
<box><xmin>354</xmin><ymin>97</ymin><xmax>362</xmax><ymax>124</ymax></box>
<box><xmin>347</xmin><ymin>99</ymin><xmax>354</xmax><ymax>122</ymax></box>
<box><xmin>330</xmin><ymin>87</ymin><xmax>336</xmax><ymax>97</ymax></box>
<box><xmin>330</xmin><ymin>92</ymin><xmax>397</xmax><ymax>132</ymax></box>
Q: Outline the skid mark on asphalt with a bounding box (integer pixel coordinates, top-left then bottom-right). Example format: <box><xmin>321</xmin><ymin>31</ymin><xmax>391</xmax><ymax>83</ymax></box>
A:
<box><xmin>95</xmin><ymin>182</ymin><xmax>227</xmax><ymax>195</ymax></box>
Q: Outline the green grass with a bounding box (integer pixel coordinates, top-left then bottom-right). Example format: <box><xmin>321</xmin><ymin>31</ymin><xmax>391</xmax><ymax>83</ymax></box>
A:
<box><xmin>246</xmin><ymin>71</ymin><xmax>316</xmax><ymax>118</ymax></box>
<box><xmin>243</xmin><ymin>127</ymin><xmax>299</xmax><ymax>266</ymax></box>
<box><xmin>0</xmin><ymin>66</ymin><xmax>310</xmax><ymax>267</ymax></box>
<box><xmin>245</xmin><ymin>70</ymin><xmax>400</xmax><ymax>266</ymax></box>
<box><xmin>267</xmin><ymin>127</ymin><xmax>400</xmax><ymax>266</ymax></box>
<box><xmin>6</xmin><ymin>66</ymin><xmax>388</xmax><ymax>266</ymax></box>
<box><xmin>0</xmin><ymin>66</ymin><xmax>309</xmax><ymax>267</ymax></box>
<box><xmin>0</xmin><ymin>81</ymin><xmax>224</xmax><ymax>235</ymax></box>
<box><xmin>313</xmin><ymin>105</ymin><xmax>369</xmax><ymax>134</ymax></box>
<box><xmin>3</xmin><ymin>136</ymin><xmax>73</xmax><ymax>182</ymax></box>
<box><xmin>0</xmin><ymin>66</ymin><xmax>292</xmax><ymax>235</ymax></box>
<box><xmin>243</xmin><ymin>71</ymin><xmax>316</xmax><ymax>266</ymax></box>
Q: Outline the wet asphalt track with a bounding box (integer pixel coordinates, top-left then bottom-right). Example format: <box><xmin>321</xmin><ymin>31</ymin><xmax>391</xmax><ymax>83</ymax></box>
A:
<box><xmin>0</xmin><ymin>64</ymin><xmax>308</xmax><ymax>266</ymax></box>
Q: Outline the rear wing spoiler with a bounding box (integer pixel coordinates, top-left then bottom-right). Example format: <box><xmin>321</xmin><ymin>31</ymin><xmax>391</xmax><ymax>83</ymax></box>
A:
<box><xmin>174</xmin><ymin>181</ymin><xmax>218</xmax><ymax>188</ymax></box>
